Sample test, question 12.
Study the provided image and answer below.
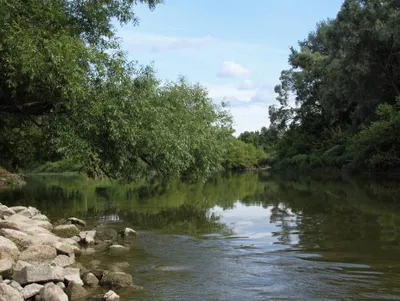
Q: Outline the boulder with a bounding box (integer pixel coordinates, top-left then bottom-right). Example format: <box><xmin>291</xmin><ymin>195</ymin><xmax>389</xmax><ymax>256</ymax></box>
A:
<box><xmin>0</xmin><ymin>228</ymin><xmax>30</xmax><ymax>248</ymax></box>
<box><xmin>31</xmin><ymin>214</ymin><xmax>50</xmax><ymax>222</ymax></box>
<box><xmin>67</xmin><ymin>217</ymin><xmax>86</xmax><ymax>228</ymax></box>
<box><xmin>52</xmin><ymin>242</ymin><xmax>75</xmax><ymax>256</ymax></box>
<box><xmin>109</xmin><ymin>245</ymin><xmax>129</xmax><ymax>254</ymax></box>
<box><xmin>94</xmin><ymin>227</ymin><xmax>117</xmax><ymax>242</ymax></box>
<box><xmin>0</xmin><ymin>283</ymin><xmax>23</xmax><ymax>301</ymax></box>
<box><xmin>15</xmin><ymin>264</ymin><xmax>65</xmax><ymax>285</ymax></box>
<box><xmin>104</xmin><ymin>290</ymin><xmax>120</xmax><ymax>301</ymax></box>
<box><xmin>18</xmin><ymin>207</ymin><xmax>39</xmax><ymax>218</ymax></box>
<box><xmin>64</xmin><ymin>267</ymin><xmax>83</xmax><ymax>285</ymax></box>
<box><xmin>55</xmin><ymin>281</ymin><xmax>66</xmax><ymax>290</ymax></box>
<box><xmin>51</xmin><ymin>255</ymin><xmax>75</xmax><ymax>267</ymax></box>
<box><xmin>0</xmin><ymin>251</ymin><xmax>13</xmax><ymax>260</ymax></box>
<box><xmin>79</xmin><ymin>230</ymin><xmax>96</xmax><ymax>245</ymax></box>
<box><xmin>65</xmin><ymin>281</ymin><xmax>88</xmax><ymax>300</ymax></box>
<box><xmin>0</xmin><ymin>206</ymin><xmax>16</xmax><ymax>219</ymax></box>
<box><xmin>90</xmin><ymin>270</ymin><xmax>105</xmax><ymax>281</ymax></box>
<box><xmin>9</xmin><ymin>206</ymin><xmax>27</xmax><ymax>213</ymax></box>
<box><xmin>9</xmin><ymin>281</ymin><xmax>23</xmax><ymax>293</ymax></box>
<box><xmin>62</xmin><ymin>238</ymin><xmax>79</xmax><ymax>247</ymax></box>
<box><xmin>19</xmin><ymin>233</ymin><xmax>60</xmax><ymax>250</ymax></box>
<box><xmin>14</xmin><ymin>260</ymin><xmax>32</xmax><ymax>272</ymax></box>
<box><xmin>52</xmin><ymin>224</ymin><xmax>80</xmax><ymax>238</ymax></box>
<box><xmin>18</xmin><ymin>245</ymin><xmax>57</xmax><ymax>263</ymax></box>
<box><xmin>120</xmin><ymin>227</ymin><xmax>138</xmax><ymax>238</ymax></box>
<box><xmin>0</xmin><ymin>236</ymin><xmax>20</xmax><ymax>259</ymax></box>
<box><xmin>40</xmin><ymin>283</ymin><xmax>68</xmax><ymax>301</ymax></box>
<box><xmin>100</xmin><ymin>272</ymin><xmax>133</xmax><ymax>288</ymax></box>
<box><xmin>0</xmin><ymin>259</ymin><xmax>14</xmax><ymax>278</ymax></box>
<box><xmin>23</xmin><ymin>283</ymin><xmax>43</xmax><ymax>299</ymax></box>
<box><xmin>83</xmin><ymin>272</ymin><xmax>99</xmax><ymax>287</ymax></box>
<box><xmin>0</xmin><ymin>220</ymin><xmax>22</xmax><ymax>231</ymax></box>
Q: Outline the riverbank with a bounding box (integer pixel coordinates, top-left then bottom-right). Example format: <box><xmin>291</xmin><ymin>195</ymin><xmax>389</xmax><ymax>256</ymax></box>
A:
<box><xmin>0</xmin><ymin>203</ymin><xmax>140</xmax><ymax>300</ymax></box>
<box><xmin>0</xmin><ymin>168</ymin><xmax>26</xmax><ymax>189</ymax></box>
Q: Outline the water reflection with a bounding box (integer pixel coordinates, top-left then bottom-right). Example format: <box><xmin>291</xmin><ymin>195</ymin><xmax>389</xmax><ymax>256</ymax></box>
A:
<box><xmin>1</xmin><ymin>173</ymin><xmax>400</xmax><ymax>300</ymax></box>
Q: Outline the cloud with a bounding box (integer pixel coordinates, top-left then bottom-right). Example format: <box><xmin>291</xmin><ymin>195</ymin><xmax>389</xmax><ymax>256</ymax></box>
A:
<box><xmin>217</xmin><ymin>61</ymin><xmax>250</xmax><ymax>77</ymax></box>
<box><xmin>206</xmin><ymin>83</ymin><xmax>257</xmax><ymax>102</ymax></box>
<box><xmin>117</xmin><ymin>31</ymin><xmax>217</xmax><ymax>52</ymax></box>
<box><xmin>230</xmin><ymin>104</ymin><xmax>271</xmax><ymax>135</ymax></box>
<box><xmin>237</xmin><ymin>79</ymin><xmax>255</xmax><ymax>90</ymax></box>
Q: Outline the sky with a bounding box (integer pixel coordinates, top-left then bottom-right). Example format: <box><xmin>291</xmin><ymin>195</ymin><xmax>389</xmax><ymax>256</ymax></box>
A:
<box><xmin>116</xmin><ymin>0</ymin><xmax>344</xmax><ymax>135</ymax></box>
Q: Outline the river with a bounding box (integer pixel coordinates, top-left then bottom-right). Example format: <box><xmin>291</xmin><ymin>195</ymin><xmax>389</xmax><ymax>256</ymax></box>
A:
<box><xmin>1</xmin><ymin>172</ymin><xmax>400</xmax><ymax>301</ymax></box>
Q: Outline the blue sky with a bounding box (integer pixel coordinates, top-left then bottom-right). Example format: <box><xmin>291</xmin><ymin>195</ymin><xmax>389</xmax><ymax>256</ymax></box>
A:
<box><xmin>116</xmin><ymin>0</ymin><xmax>344</xmax><ymax>134</ymax></box>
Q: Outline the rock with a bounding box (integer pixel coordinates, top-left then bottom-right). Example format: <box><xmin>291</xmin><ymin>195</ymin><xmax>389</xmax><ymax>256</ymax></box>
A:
<box><xmin>0</xmin><ymin>206</ymin><xmax>16</xmax><ymax>219</ymax></box>
<box><xmin>120</xmin><ymin>227</ymin><xmax>138</xmax><ymax>238</ymax></box>
<box><xmin>67</xmin><ymin>218</ymin><xmax>86</xmax><ymax>228</ymax></box>
<box><xmin>83</xmin><ymin>272</ymin><xmax>99</xmax><ymax>287</ymax></box>
<box><xmin>53</xmin><ymin>219</ymin><xmax>67</xmax><ymax>227</ymax></box>
<box><xmin>15</xmin><ymin>264</ymin><xmax>65</xmax><ymax>285</ymax></box>
<box><xmin>106</xmin><ymin>262</ymin><xmax>129</xmax><ymax>273</ymax></box>
<box><xmin>87</xmin><ymin>259</ymin><xmax>101</xmax><ymax>270</ymax></box>
<box><xmin>9</xmin><ymin>281</ymin><xmax>23</xmax><ymax>293</ymax></box>
<box><xmin>0</xmin><ymin>251</ymin><xmax>13</xmax><ymax>260</ymax></box>
<box><xmin>0</xmin><ymin>236</ymin><xmax>20</xmax><ymax>259</ymax></box>
<box><xmin>94</xmin><ymin>228</ymin><xmax>117</xmax><ymax>242</ymax></box>
<box><xmin>40</xmin><ymin>283</ymin><xmax>68</xmax><ymax>301</ymax></box>
<box><xmin>64</xmin><ymin>267</ymin><xmax>83</xmax><ymax>285</ymax></box>
<box><xmin>18</xmin><ymin>245</ymin><xmax>57</xmax><ymax>263</ymax></box>
<box><xmin>19</xmin><ymin>233</ymin><xmax>60</xmax><ymax>250</ymax></box>
<box><xmin>62</xmin><ymin>238</ymin><xmax>79</xmax><ymax>247</ymax></box>
<box><xmin>34</xmin><ymin>294</ymin><xmax>42</xmax><ymax>301</ymax></box>
<box><xmin>31</xmin><ymin>214</ymin><xmax>50</xmax><ymax>222</ymax></box>
<box><xmin>90</xmin><ymin>270</ymin><xmax>104</xmax><ymax>281</ymax></box>
<box><xmin>52</xmin><ymin>224</ymin><xmax>80</xmax><ymax>238</ymax></box>
<box><xmin>81</xmin><ymin>247</ymin><xmax>96</xmax><ymax>255</ymax></box>
<box><xmin>52</xmin><ymin>242</ymin><xmax>74</xmax><ymax>256</ymax></box>
<box><xmin>14</xmin><ymin>260</ymin><xmax>32</xmax><ymax>272</ymax></box>
<box><xmin>65</xmin><ymin>281</ymin><xmax>88</xmax><ymax>300</ymax></box>
<box><xmin>18</xmin><ymin>207</ymin><xmax>39</xmax><ymax>218</ymax></box>
<box><xmin>104</xmin><ymin>290</ymin><xmax>120</xmax><ymax>301</ymax></box>
<box><xmin>0</xmin><ymin>228</ymin><xmax>30</xmax><ymax>248</ymax></box>
<box><xmin>68</xmin><ymin>262</ymin><xmax>87</xmax><ymax>276</ymax></box>
<box><xmin>55</xmin><ymin>281</ymin><xmax>66</xmax><ymax>290</ymax></box>
<box><xmin>0</xmin><ymin>220</ymin><xmax>22</xmax><ymax>231</ymax></box>
<box><xmin>79</xmin><ymin>230</ymin><xmax>96</xmax><ymax>245</ymax></box>
<box><xmin>31</xmin><ymin>220</ymin><xmax>53</xmax><ymax>231</ymax></box>
<box><xmin>109</xmin><ymin>245</ymin><xmax>129</xmax><ymax>254</ymax></box>
<box><xmin>100</xmin><ymin>272</ymin><xmax>133</xmax><ymax>288</ymax></box>
<box><xmin>0</xmin><ymin>259</ymin><xmax>14</xmax><ymax>278</ymax></box>
<box><xmin>9</xmin><ymin>206</ymin><xmax>27</xmax><ymax>213</ymax></box>
<box><xmin>51</xmin><ymin>255</ymin><xmax>75</xmax><ymax>267</ymax></box>
<box><xmin>23</xmin><ymin>283</ymin><xmax>43</xmax><ymax>299</ymax></box>
<box><xmin>0</xmin><ymin>283</ymin><xmax>24</xmax><ymax>301</ymax></box>
<box><xmin>71</xmin><ymin>236</ymin><xmax>81</xmax><ymax>243</ymax></box>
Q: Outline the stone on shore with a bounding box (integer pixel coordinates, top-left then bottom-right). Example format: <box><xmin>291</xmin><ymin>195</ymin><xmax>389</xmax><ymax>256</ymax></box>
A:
<box><xmin>0</xmin><ymin>236</ymin><xmax>20</xmax><ymax>259</ymax></box>
<box><xmin>18</xmin><ymin>245</ymin><xmax>57</xmax><ymax>263</ymax></box>
<box><xmin>19</xmin><ymin>233</ymin><xmax>60</xmax><ymax>250</ymax></box>
<box><xmin>31</xmin><ymin>214</ymin><xmax>50</xmax><ymax>222</ymax></box>
<box><xmin>16</xmin><ymin>264</ymin><xmax>65</xmax><ymax>285</ymax></box>
<box><xmin>100</xmin><ymin>272</ymin><xmax>133</xmax><ymax>288</ymax></box>
<box><xmin>65</xmin><ymin>281</ymin><xmax>88</xmax><ymax>300</ymax></box>
<box><xmin>40</xmin><ymin>283</ymin><xmax>68</xmax><ymax>301</ymax></box>
<box><xmin>9</xmin><ymin>206</ymin><xmax>27</xmax><ymax>213</ymax></box>
<box><xmin>120</xmin><ymin>227</ymin><xmax>138</xmax><ymax>238</ymax></box>
<box><xmin>0</xmin><ymin>206</ymin><xmax>16</xmax><ymax>219</ymax></box>
<box><xmin>79</xmin><ymin>230</ymin><xmax>96</xmax><ymax>245</ymax></box>
<box><xmin>14</xmin><ymin>260</ymin><xmax>32</xmax><ymax>272</ymax></box>
<box><xmin>94</xmin><ymin>227</ymin><xmax>117</xmax><ymax>242</ymax></box>
<box><xmin>23</xmin><ymin>283</ymin><xmax>43</xmax><ymax>299</ymax></box>
<box><xmin>64</xmin><ymin>267</ymin><xmax>83</xmax><ymax>285</ymax></box>
<box><xmin>0</xmin><ymin>283</ymin><xmax>24</xmax><ymax>301</ymax></box>
<box><xmin>109</xmin><ymin>245</ymin><xmax>129</xmax><ymax>254</ymax></box>
<box><xmin>104</xmin><ymin>290</ymin><xmax>120</xmax><ymax>301</ymax></box>
<box><xmin>53</xmin><ymin>241</ymin><xmax>75</xmax><ymax>256</ymax></box>
<box><xmin>0</xmin><ymin>258</ymin><xmax>14</xmax><ymax>278</ymax></box>
<box><xmin>83</xmin><ymin>272</ymin><xmax>99</xmax><ymax>287</ymax></box>
<box><xmin>51</xmin><ymin>255</ymin><xmax>75</xmax><ymax>267</ymax></box>
<box><xmin>52</xmin><ymin>224</ymin><xmax>80</xmax><ymax>238</ymax></box>
<box><xmin>0</xmin><ymin>228</ymin><xmax>30</xmax><ymax>248</ymax></box>
<box><xmin>67</xmin><ymin>217</ymin><xmax>86</xmax><ymax>228</ymax></box>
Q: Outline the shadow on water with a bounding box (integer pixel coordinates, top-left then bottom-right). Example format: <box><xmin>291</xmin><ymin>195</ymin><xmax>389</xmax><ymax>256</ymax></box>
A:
<box><xmin>1</xmin><ymin>172</ymin><xmax>400</xmax><ymax>300</ymax></box>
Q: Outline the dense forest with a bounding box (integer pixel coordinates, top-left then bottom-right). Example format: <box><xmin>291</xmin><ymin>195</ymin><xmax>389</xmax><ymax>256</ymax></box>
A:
<box><xmin>1</xmin><ymin>0</ymin><xmax>399</xmax><ymax>182</ymax></box>
<box><xmin>240</xmin><ymin>0</ymin><xmax>400</xmax><ymax>175</ymax></box>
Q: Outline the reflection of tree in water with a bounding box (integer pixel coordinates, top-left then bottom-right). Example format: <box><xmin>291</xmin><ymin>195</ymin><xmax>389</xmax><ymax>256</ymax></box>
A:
<box><xmin>270</xmin><ymin>204</ymin><xmax>293</xmax><ymax>245</ymax></box>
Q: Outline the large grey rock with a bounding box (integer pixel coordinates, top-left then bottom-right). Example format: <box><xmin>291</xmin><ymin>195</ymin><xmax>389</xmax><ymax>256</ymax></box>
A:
<box><xmin>0</xmin><ymin>220</ymin><xmax>22</xmax><ymax>231</ymax></box>
<box><xmin>18</xmin><ymin>207</ymin><xmax>39</xmax><ymax>218</ymax></box>
<box><xmin>0</xmin><ymin>259</ymin><xmax>14</xmax><ymax>278</ymax></box>
<box><xmin>0</xmin><ymin>228</ymin><xmax>30</xmax><ymax>248</ymax></box>
<box><xmin>18</xmin><ymin>245</ymin><xmax>57</xmax><ymax>263</ymax></box>
<box><xmin>52</xmin><ymin>224</ymin><xmax>80</xmax><ymax>238</ymax></box>
<box><xmin>109</xmin><ymin>245</ymin><xmax>129</xmax><ymax>254</ymax></box>
<box><xmin>65</xmin><ymin>281</ymin><xmax>88</xmax><ymax>300</ymax></box>
<box><xmin>67</xmin><ymin>217</ymin><xmax>86</xmax><ymax>228</ymax></box>
<box><xmin>0</xmin><ymin>206</ymin><xmax>16</xmax><ymax>219</ymax></box>
<box><xmin>104</xmin><ymin>290</ymin><xmax>120</xmax><ymax>301</ymax></box>
<box><xmin>0</xmin><ymin>236</ymin><xmax>20</xmax><ymax>259</ymax></box>
<box><xmin>20</xmin><ymin>233</ymin><xmax>59</xmax><ymax>250</ymax></box>
<box><xmin>0</xmin><ymin>283</ymin><xmax>23</xmax><ymax>301</ymax></box>
<box><xmin>79</xmin><ymin>230</ymin><xmax>96</xmax><ymax>245</ymax></box>
<box><xmin>40</xmin><ymin>283</ymin><xmax>68</xmax><ymax>301</ymax></box>
<box><xmin>100</xmin><ymin>272</ymin><xmax>133</xmax><ymax>288</ymax></box>
<box><xmin>52</xmin><ymin>242</ymin><xmax>74</xmax><ymax>256</ymax></box>
<box><xmin>31</xmin><ymin>214</ymin><xmax>50</xmax><ymax>222</ymax></box>
<box><xmin>83</xmin><ymin>272</ymin><xmax>99</xmax><ymax>287</ymax></box>
<box><xmin>94</xmin><ymin>227</ymin><xmax>117</xmax><ymax>242</ymax></box>
<box><xmin>51</xmin><ymin>255</ymin><xmax>75</xmax><ymax>268</ymax></box>
<box><xmin>64</xmin><ymin>267</ymin><xmax>83</xmax><ymax>285</ymax></box>
<box><xmin>9</xmin><ymin>281</ymin><xmax>23</xmax><ymax>293</ymax></box>
<box><xmin>23</xmin><ymin>283</ymin><xmax>43</xmax><ymax>299</ymax></box>
<box><xmin>14</xmin><ymin>260</ymin><xmax>32</xmax><ymax>272</ymax></box>
<box><xmin>15</xmin><ymin>264</ymin><xmax>65</xmax><ymax>285</ymax></box>
<box><xmin>9</xmin><ymin>206</ymin><xmax>27</xmax><ymax>213</ymax></box>
<box><xmin>120</xmin><ymin>227</ymin><xmax>138</xmax><ymax>238</ymax></box>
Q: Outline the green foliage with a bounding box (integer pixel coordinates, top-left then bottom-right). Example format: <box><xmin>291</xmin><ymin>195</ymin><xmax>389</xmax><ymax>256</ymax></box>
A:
<box><xmin>0</xmin><ymin>0</ymin><xmax>234</xmax><ymax>182</ymax></box>
<box><xmin>30</xmin><ymin>160</ymin><xmax>81</xmax><ymax>174</ymax></box>
<box><xmin>224</xmin><ymin>139</ymin><xmax>266</xmax><ymax>170</ymax></box>
<box><xmin>268</xmin><ymin>0</ymin><xmax>400</xmax><ymax>174</ymax></box>
<box><xmin>238</xmin><ymin>126</ymin><xmax>278</xmax><ymax>153</ymax></box>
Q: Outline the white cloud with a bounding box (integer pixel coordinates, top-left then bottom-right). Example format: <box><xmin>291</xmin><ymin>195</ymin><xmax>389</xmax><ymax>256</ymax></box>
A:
<box><xmin>206</xmin><ymin>83</ymin><xmax>257</xmax><ymax>102</ymax></box>
<box><xmin>230</xmin><ymin>104</ymin><xmax>270</xmax><ymax>136</ymax></box>
<box><xmin>117</xmin><ymin>31</ymin><xmax>217</xmax><ymax>52</ymax></box>
<box><xmin>217</xmin><ymin>61</ymin><xmax>250</xmax><ymax>77</ymax></box>
<box><xmin>237</xmin><ymin>79</ymin><xmax>255</xmax><ymax>90</ymax></box>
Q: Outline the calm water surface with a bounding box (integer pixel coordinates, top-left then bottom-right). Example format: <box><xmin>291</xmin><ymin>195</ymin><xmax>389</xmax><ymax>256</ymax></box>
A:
<box><xmin>1</xmin><ymin>173</ymin><xmax>400</xmax><ymax>301</ymax></box>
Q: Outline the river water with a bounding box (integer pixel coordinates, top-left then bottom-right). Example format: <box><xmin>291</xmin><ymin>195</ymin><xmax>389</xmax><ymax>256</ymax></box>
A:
<box><xmin>1</xmin><ymin>172</ymin><xmax>400</xmax><ymax>301</ymax></box>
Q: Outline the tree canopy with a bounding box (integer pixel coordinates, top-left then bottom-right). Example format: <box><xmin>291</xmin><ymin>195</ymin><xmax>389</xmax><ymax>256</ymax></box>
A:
<box><xmin>0</xmin><ymin>0</ymin><xmax>233</xmax><ymax>181</ymax></box>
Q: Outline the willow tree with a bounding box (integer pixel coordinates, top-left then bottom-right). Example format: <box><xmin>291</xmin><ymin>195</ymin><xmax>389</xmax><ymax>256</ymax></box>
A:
<box><xmin>0</xmin><ymin>0</ymin><xmax>233</xmax><ymax>181</ymax></box>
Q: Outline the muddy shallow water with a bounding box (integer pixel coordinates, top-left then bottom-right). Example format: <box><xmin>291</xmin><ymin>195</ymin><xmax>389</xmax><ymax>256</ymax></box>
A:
<box><xmin>1</xmin><ymin>173</ymin><xmax>400</xmax><ymax>300</ymax></box>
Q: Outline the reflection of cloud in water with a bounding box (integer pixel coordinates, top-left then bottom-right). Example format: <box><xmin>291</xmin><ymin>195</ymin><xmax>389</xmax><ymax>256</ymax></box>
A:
<box><xmin>98</xmin><ymin>214</ymin><xmax>121</xmax><ymax>222</ymax></box>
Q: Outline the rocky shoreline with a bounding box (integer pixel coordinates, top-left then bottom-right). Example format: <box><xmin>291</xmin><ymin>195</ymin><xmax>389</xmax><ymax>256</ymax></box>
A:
<box><xmin>0</xmin><ymin>203</ymin><xmax>139</xmax><ymax>301</ymax></box>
